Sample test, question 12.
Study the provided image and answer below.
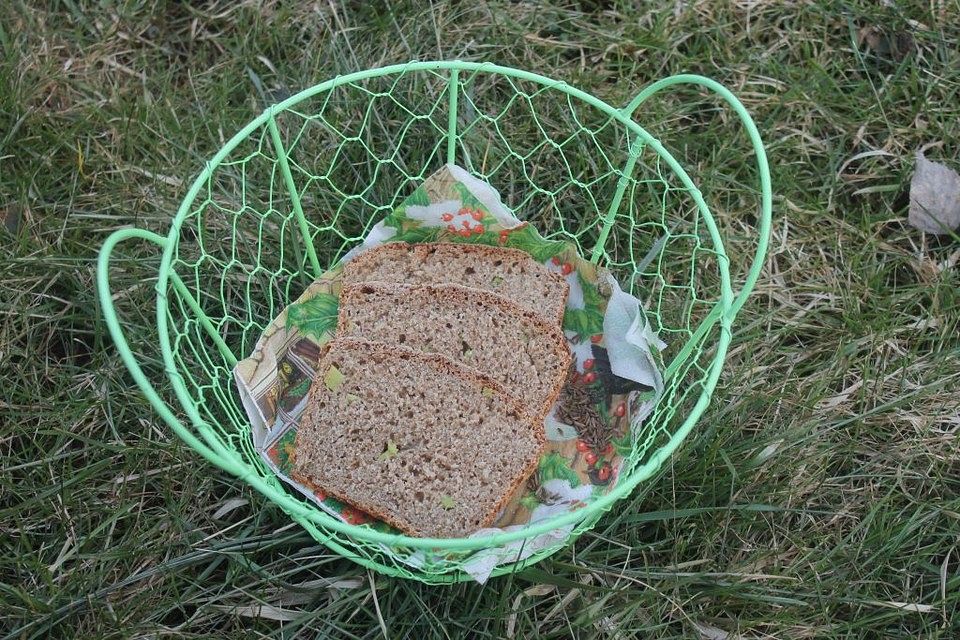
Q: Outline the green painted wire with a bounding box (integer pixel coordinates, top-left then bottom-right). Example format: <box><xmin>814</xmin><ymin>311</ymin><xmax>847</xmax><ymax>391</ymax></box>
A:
<box><xmin>97</xmin><ymin>61</ymin><xmax>772</xmax><ymax>581</ymax></box>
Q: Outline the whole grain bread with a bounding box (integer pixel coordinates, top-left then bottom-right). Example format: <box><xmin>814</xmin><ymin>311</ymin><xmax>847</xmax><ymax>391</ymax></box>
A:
<box><xmin>337</xmin><ymin>282</ymin><xmax>571</xmax><ymax>418</ymax></box>
<box><xmin>343</xmin><ymin>242</ymin><xmax>569</xmax><ymax>324</ymax></box>
<box><xmin>293</xmin><ymin>338</ymin><xmax>545</xmax><ymax>538</ymax></box>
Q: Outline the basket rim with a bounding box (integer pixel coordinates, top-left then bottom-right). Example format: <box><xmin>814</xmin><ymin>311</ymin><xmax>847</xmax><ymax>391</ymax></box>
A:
<box><xmin>151</xmin><ymin>60</ymin><xmax>741</xmax><ymax>552</ymax></box>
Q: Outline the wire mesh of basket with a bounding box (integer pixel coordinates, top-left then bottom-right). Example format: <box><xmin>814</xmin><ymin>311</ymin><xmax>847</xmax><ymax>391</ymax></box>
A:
<box><xmin>97</xmin><ymin>61</ymin><xmax>771</xmax><ymax>583</ymax></box>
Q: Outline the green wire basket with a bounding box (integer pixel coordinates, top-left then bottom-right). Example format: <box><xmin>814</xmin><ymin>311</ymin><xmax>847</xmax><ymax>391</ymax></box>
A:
<box><xmin>97</xmin><ymin>61</ymin><xmax>771</xmax><ymax>584</ymax></box>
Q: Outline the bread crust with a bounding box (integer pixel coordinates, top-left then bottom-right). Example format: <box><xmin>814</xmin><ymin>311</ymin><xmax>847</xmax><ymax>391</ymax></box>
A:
<box><xmin>293</xmin><ymin>337</ymin><xmax>547</xmax><ymax>538</ymax></box>
<box><xmin>344</xmin><ymin>241</ymin><xmax>570</xmax><ymax>325</ymax></box>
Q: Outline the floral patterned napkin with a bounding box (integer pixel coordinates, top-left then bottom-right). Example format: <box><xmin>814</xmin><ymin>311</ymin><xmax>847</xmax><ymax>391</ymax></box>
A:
<box><xmin>234</xmin><ymin>164</ymin><xmax>664</xmax><ymax>582</ymax></box>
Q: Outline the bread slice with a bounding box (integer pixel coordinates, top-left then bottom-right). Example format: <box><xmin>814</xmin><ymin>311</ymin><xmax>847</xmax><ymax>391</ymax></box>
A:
<box><xmin>337</xmin><ymin>283</ymin><xmax>571</xmax><ymax>419</ymax></box>
<box><xmin>293</xmin><ymin>338</ymin><xmax>545</xmax><ymax>538</ymax></box>
<box><xmin>343</xmin><ymin>242</ymin><xmax>569</xmax><ymax>324</ymax></box>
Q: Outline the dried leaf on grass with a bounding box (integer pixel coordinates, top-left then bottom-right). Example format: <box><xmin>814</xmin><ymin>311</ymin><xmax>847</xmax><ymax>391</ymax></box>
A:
<box><xmin>210</xmin><ymin>603</ymin><xmax>300</xmax><ymax>621</ymax></box>
<box><xmin>2</xmin><ymin>206</ymin><xmax>21</xmax><ymax>234</ymax></box>
<box><xmin>909</xmin><ymin>151</ymin><xmax>960</xmax><ymax>234</ymax></box>
<box><xmin>507</xmin><ymin>584</ymin><xmax>555</xmax><ymax>638</ymax></box>
<box><xmin>211</xmin><ymin>497</ymin><xmax>249</xmax><ymax>520</ymax></box>
<box><xmin>692</xmin><ymin>621</ymin><xmax>730</xmax><ymax>639</ymax></box>
<box><xmin>859</xmin><ymin>26</ymin><xmax>915</xmax><ymax>61</ymax></box>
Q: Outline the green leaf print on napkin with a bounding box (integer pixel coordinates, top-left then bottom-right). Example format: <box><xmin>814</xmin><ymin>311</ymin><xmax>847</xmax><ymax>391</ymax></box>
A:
<box><xmin>391</xmin><ymin>224</ymin><xmax>443</xmax><ymax>245</ymax></box>
<box><xmin>563</xmin><ymin>272</ymin><xmax>605</xmax><ymax>339</ymax></box>
<box><xmin>285</xmin><ymin>375</ymin><xmax>312</xmax><ymax>399</ymax></box>
<box><xmin>563</xmin><ymin>308</ymin><xmax>604</xmax><ymax>340</ymax></box>
<box><xmin>502</xmin><ymin>224</ymin><xmax>566</xmax><ymax>262</ymax></box>
<box><xmin>578</xmin><ymin>271</ymin><xmax>604</xmax><ymax>307</ymax></box>
<box><xmin>286</xmin><ymin>292</ymin><xmax>339</xmax><ymax>339</ymax></box>
<box><xmin>406</xmin><ymin>185</ymin><xmax>431</xmax><ymax>207</ymax></box>
<box><xmin>453</xmin><ymin>182</ymin><xmax>485</xmax><ymax>210</ymax></box>
<box><xmin>539</xmin><ymin>452</ymin><xmax>580</xmax><ymax>487</ymax></box>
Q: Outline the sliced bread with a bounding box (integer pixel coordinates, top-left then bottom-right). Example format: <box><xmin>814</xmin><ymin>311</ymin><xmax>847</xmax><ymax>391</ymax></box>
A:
<box><xmin>343</xmin><ymin>242</ymin><xmax>569</xmax><ymax>324</ymax></box>
<box><xmin>293</xmin><ymin>338</ymin><xmax>545</xmax><ymax>538</ymax></box>
<box><xmin>337</xmin><ymin>282</ymin><xmax>571</xmax><ymax>418</ymax></box>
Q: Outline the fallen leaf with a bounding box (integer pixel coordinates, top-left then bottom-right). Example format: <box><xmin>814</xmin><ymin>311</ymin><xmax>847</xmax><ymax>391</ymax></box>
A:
<box><xmin>909</xmin><ymin>151</ymin><xmax>960</xmax><ymax>234</ymax></box>
<box><xmin>859</xmin><ymin>26</ymin><xmax>914</xmax><ymax>61</ymax></box>
<box><xmin>692</xmin><ymin>621</ymin><xmax>729</xmax><ymax>640</ymax></box>
<box><xmin>507</xmin><ymin>583</ymin><xmax>556</xmax><ymax>638</ymax></box>
<box><xmin>323</xmin><ymin>365</ymin><xmax>345</xmax><ymax>391</ymax></box>
<box><xmin>211</xmin><ymin>497</ymin><xmax>249</xmax><ymax>520</ymax></box>
<box><xmin>750</xmin><ymin>439</ymin><xmax>783</xmax><ymax>467</ymax></box>
<box><xmin>211</xmin><ymin>603</ymin><xmax>300</xmax><ymax>621</ymax></box>
<box><xmin>1</xmin><ymin>206</ymin><xmax>21</xmax><ymax>234</ymax></box>
<box><xmin>866</xmin><ymin>599</ymin><xmax>937</xmax><ymax>613</ymax></box>
<box><xmin>289</xmin><ymin>576</ymin><xmax>363</xmax><ymax>589</ymax></box>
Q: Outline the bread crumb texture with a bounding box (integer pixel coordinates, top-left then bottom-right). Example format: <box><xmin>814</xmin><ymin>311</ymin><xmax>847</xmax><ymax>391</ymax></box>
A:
<box><xmin>294</xmin><ymin>338</ymin><xmax>545</xmax><ymax>538</ymax></box>
<box><xmin>338</xmin><ymin>282</ymin><xmax>570</xmax><ymax>417</ymax></box>
<box><xmin>344</xmin><ymin>242</ymin><xmax>568</xmax><ymax>324</ymax></box>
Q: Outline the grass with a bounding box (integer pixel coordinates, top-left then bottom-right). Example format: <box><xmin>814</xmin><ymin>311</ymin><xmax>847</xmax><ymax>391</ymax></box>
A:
<box><xmin>2</xmin><ymin>0</ymin><xmax>960</xmax><ymax>637</ymax></box>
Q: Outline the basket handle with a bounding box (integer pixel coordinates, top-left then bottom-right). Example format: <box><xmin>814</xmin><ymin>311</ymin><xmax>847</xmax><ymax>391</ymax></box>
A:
<box><xmin>623</xmin><ymin>74</ymin><xmax>772</xmax><ymax>318</ymax></box>
<box><xmin>97</xmin><ymin>227</ymin><xmax>226</xmax><ymax>467</ymax></box>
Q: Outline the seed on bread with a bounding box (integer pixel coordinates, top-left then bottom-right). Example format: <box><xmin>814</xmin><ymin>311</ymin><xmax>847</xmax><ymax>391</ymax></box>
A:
<box><xmin>323</xmin><ymin>365</ymin><xmax>345</xmax><ymax>391</ymax></box>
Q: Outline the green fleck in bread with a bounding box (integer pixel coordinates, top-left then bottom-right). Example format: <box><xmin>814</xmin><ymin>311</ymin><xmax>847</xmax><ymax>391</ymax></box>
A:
<box><xmin>293</xmin><ymin>338</ymin><xmax>546</xmax><ymax>538</ymax></box>
<box><xmin>343</xmin><ymin>242</ymin><xmax>569</xmax><ymax>324</ymax></box>
<box><xmin>337</xmin><ymin>282</ymin><xmax>571</xmax><ymax>419</ymax></box>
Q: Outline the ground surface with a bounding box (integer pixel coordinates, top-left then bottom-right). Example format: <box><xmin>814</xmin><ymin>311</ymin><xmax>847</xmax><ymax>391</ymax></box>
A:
<box><xmin>2</xmin><ymin>1</ymin><xmax>959</xmax><ymax>638</ymax></box>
